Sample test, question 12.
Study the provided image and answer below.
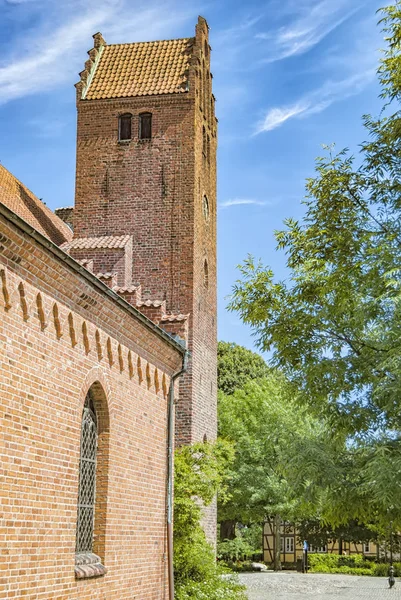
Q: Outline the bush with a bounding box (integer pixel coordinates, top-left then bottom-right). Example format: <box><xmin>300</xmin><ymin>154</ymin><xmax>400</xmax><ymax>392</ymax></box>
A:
<box><xmin>373</xmin><ymin>562</ymin><xmax>401</xmax><ymax>577</ymax></box>
<box><xmin>174</xmin><ymin>442</ymin><xmax>246</xmax><ymax>599</ymax></box>
<box><xmin>309</xmin><ymin>553</ymin><xmax>401</xmax><ymax>577</ymax></box>
<box><xmin>176</xmin><ymin>576</ymin><xmax>248</xmax><ymax>600</ymax></box>
<box><xmin>217</xmin><ymin>538</ymin><xmax>253</xmax><ymax>562</ymax></box>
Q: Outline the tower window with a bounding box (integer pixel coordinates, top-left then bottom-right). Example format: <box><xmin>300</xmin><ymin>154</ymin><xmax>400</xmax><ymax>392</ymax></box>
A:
<box><xmin>202</xmin><ymin>195</ymin><xmax>209</xmax><ymax>220</ymax></box>
<box><xmin>119</xmin><ymin>114</ymin><xmax>132</xmax><ymax>141</ymax></box>
<box><xmin>139</xmin><ymin>112</ymin><xmax>152</xmax><ymax>140</ymax></box>
<box><xmin>203</xmin><ymin>126</ymin><xmax>207</xmax><ymax>158</ymax></box>
<box><xmin>204</xmin><ymin>259</ymin><xmax>209</xmax><ymax>288</ymax></box>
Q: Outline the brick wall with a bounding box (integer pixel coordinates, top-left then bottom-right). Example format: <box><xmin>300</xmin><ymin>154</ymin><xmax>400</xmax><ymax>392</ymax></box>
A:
<box><xmin>0</xmin><ymin>213</ymin><xmax>183</xmax><ymax>599</ymax></box>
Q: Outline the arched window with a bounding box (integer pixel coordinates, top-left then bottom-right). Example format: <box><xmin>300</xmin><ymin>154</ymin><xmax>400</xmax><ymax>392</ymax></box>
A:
<box><xmin>139</xmin><ymin>112</ymin><xmax>152</xmax><ymax>140</ymax></box>
<box><xmin>75</xmin><ymin>387</ymin><xmax>108</xmax><ymax>579</ymax></box>
<box><xmin>76</xmin><ymin>393</ymin><xmax>97</xmax><ymax>554</ymax></box>
<box><xmin>118</xmin><ymin>113</ymin><xmax>132</xmax><ymax>141</ymax></box>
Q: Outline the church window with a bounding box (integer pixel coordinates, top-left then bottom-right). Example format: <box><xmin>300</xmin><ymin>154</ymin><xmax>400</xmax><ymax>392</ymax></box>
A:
<box><xmin>139</xmin><ymin>112</ymin><xmax>152</xmax><ymax>139</ymax></box>
<box><xmin>119</xmin><ymin>114</ymin><xmax>132</xmax><ymax>141</ymax></box>
<box><xmin>76</xmin><ymin>393</ymin><xmax>98</xmax><ymax>555</ymax></box>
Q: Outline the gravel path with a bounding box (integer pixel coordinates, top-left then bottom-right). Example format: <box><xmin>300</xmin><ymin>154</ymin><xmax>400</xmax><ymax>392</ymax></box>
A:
<box><xmin>238</xmin><ymin>571</ymin><xmax>401</xmax><ymax>599</ymax></box>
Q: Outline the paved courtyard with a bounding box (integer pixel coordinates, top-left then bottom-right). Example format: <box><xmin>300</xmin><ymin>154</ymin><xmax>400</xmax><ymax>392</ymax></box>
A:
<box><xmin>238</xmin><ymin>571</ymin><xmax>401</xmax><ymax>599</ymax></box>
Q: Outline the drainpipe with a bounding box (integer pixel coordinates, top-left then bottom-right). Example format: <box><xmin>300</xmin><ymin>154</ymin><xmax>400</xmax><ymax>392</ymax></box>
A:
<box><xmin>167</xmin><ymin>349</ymin><xmax>189</xmax><ymax>600</ymax></box>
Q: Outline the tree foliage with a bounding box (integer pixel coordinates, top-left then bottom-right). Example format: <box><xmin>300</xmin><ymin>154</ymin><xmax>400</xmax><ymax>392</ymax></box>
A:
<box><xmin>218</xmin><ymin>374</ymin><xmax>324</xmax><ymax>525</ymax></box>
<box><xmin>217</xmin><ymin>341</ymin><xmax>271</xmax><ymax>395</ymax></box>
<box><xmin>228</xmin><ymin>3</ymin><xmax>401</xmax><ymax>527</ymax></box>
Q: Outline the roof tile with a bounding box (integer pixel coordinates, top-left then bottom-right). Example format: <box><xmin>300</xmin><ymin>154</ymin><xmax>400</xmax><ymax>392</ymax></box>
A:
<box><xmin>0</xmin><ymin>164</ymin><xmax>72</xmax><ymax>246</ymax></box>
<box><xmin>84</xmin><ymin>38</ymin><xmax>193</xmax><ymax>100</ymax></box>
<box><xmin>61</xmin><ymin>234</ymin><xmax>131</xmax><ymax>251</ymax></box>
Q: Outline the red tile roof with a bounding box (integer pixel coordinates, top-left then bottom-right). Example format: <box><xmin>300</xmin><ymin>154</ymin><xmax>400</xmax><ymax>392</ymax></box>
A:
<box><xmin>61</xmin><ymin>234</ymin><xmax>131</xmax><ymax>251</ymax></box>
<box><xmin>0</xmin><ymin>164</ymin><xmax>73</xmax><ymax>246</ymax></box>
<box><xmin>84</xmin><ymin>38</ymin><xmax>193</xmax><ymax>100</ymax></box>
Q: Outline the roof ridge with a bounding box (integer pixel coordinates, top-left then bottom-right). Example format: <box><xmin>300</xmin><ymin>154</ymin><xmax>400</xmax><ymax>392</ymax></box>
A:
<box><xmin>106</xmin><ymin>37</ymin><xmax>193</xmax><ymax>47</ymax></box>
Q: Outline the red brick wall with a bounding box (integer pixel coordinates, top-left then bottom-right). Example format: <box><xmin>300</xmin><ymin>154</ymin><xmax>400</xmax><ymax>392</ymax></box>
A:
<box><xmin>0</xmin><ymin>214</ymin><xmax>183</xmax><ymax>599</ymax></box>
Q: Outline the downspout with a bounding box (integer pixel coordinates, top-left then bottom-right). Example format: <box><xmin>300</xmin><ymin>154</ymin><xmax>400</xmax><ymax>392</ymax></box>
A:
<box><xmin>167</xmin><ymin>349</ymin><xmax>189</xmax><ymax>600</ymax></box>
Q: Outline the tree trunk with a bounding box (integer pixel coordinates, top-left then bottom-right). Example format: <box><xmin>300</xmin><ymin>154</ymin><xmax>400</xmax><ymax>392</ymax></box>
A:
<box><xmin>220</xmin><ymin>520</ymin><xmax>236</xmax><ymax>541</ymax></box>
<box><xmin>273</xmin><ymin>514</ymin><xmax>282</xmax><ymax>571</ymax></box>
<box><xmin>338</xmin><ymin>538</ymin><xmax>343</xmax><ymax>555</ymax></box>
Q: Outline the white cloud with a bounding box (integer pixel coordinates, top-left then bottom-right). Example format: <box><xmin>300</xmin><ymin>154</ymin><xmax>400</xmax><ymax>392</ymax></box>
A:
<box><xmin>255</xmin><ymin>69</ymin><xmax>376</xmax><ymax>134</ymax></box>
<box><xmin>257</xmin><ymin>0</ymin><xmax>361</xmax><ymax>63</ymax></box>
<box><xmin>219</xmin><ymin>199</ymin><xmax>269</xmax><ymax>209</ymax></box>
<box><xmin>0</xmin><ymin>0</ymin><xmax>197</xmax><ymax>104</ymax></box>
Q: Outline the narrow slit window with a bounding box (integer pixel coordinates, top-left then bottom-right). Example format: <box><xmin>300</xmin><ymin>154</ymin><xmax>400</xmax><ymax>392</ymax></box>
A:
<box><xmin>204</xmin><ymin>259</ymin><xmax>209</xmax><ymax>288</ymax></box>
<box><xmin>139</xmin><ymin>113</ymin><xmax>152</xmax><ymax>140</ymax></box>
<box><xmin>119</xmin><ymin>114</ymin><xmax>132</xmax><ymax>141</ymax></box>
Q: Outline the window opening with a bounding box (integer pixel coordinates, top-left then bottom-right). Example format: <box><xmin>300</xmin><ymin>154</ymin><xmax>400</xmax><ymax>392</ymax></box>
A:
<box><xmin>119</xmin><ymin>114</ymin><xmax>132</xmax><ymax>141</ymax></box>
<box><xmin>76</xmin><ymin>393</ymin><xmax>98</xmax><ymax>554</ymax></box>
<box><xmin>285</xmin><ymin>537</ymin><xmax>294</xmax><ymax>553</ymax></box>
<box><xmin>204</xmin><ymin>259</ymin><xmax>209</xmax><ymax>288</ymax></box>
<box><xmin>202</xmin><ymin>195</ymin><xmax>209</xmax><ymax>220</ymax></box>
<box><xmin>139</xmin><ymin>112</ymin><xmax>152</xmax><ymax>139</ymax></box>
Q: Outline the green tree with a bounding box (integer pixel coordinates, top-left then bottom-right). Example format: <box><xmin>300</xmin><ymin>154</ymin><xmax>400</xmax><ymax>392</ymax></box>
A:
<box><xmin>218</xmin><ymin>374</ymin><xmax>326</xmax><ymax>569</ymax></box>
<box><xmin>228</xmin><ymin>4</ymin><xmax>401</xmax><ymax>525</ymax></box>
<box><xmin>218</xmin><ymin>341</ymin><xmax>270</xmax><ymax>395</ymax></box>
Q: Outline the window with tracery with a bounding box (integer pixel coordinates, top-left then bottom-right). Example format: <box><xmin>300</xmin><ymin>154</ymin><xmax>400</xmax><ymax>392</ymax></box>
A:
<box><xmin>74</xmin><ymin>391</ymin><xmax>107</xmax><ymax>579</ymax></box>
<box><xmin>76</xmin><ymin>393</ymin><xmax>97</xmax><ymax>554</ymax></box>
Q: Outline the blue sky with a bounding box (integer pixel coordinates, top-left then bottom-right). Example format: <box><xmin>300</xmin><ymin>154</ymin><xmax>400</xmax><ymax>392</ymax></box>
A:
<box><xmin>0</xmin><ymin>0</ymin><xmax>385</xmax><ymax>350</ymax></box>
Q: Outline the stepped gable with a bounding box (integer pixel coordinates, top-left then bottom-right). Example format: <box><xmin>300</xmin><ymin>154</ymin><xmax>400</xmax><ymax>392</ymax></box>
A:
<box><xmin>0</xmin><ymin>164</ymin><xmax>72</xmax><ymax>246</ymax></box>
<box><xmin>77</xmin><ymin>32</ymin><xmax>193</xmax><ymax>100</ymax></box>
<box><xmin>61</xmin><ymin>234</ymin><xmax>133</xmax><ymax>287</ymax></box>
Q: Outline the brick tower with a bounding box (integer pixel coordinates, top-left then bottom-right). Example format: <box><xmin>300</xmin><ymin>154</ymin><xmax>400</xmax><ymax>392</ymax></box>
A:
<box><xmin>72</xmin><ymin>18</ymin><xmax>217</xmax><ymax>537</ymax></box>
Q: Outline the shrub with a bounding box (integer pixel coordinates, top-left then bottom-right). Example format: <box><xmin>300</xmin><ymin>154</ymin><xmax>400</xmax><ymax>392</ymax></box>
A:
<box><xmin>373</xmin><ymin>562</ymin><xmax>401</xmax><ymax>577</ymax></box>
<box><xmin>217</xmin><ymin>538</ymin><xmax>253</xmax><ymax>562</ymax></box>
<box><xmin>308</xmin><ymin>554</ymin><xmax>374</xmax><ymax>575</ymax></box>
<box><xmin>308</xmin><ymin>553</ymin><xmax>401</xmax><ymax>577</ymax></box>
<box><xmin>174</xmin><ymin>442</ymin><xmax>246</xmax><ymax>599</ymax></box>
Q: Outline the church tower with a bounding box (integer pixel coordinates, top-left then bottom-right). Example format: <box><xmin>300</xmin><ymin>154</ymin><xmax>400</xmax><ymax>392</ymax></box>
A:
<box><xmin>72</xmin><ymin>18</ymin><xmax>217</xmax><ymax>536</ymax></box>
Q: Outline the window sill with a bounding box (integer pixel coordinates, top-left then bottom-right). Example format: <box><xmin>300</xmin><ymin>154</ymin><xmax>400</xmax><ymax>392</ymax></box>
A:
<box><xmin>118</xmin><ymin>139</ymin><xmax>131</xmax><ymax>144</ymax></box>
<box><xmin>75</xmin><ymin>552</ymin><xmax>107</xmax><ymax>579</ymax></box>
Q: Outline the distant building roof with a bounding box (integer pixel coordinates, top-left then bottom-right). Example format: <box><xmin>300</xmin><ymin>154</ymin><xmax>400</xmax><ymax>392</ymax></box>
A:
<box><xmin>84</xmin><ymin>38</ymin><xmax>193</xmax><ymax>100</ymax></box>
<box><xmin>0</xmin><ymin>164</ymin><xmax>73</xmax><ymax>246</ymax></box>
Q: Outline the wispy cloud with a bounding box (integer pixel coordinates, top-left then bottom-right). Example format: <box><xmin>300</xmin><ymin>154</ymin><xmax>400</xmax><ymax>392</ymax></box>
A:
<box><xmin>0</xmin><ymin>0</ymin><xmax>196</xmax><ymax>104</ymax></box>
<box><xmin>257</xmin><ymin>0</ymin><xmax>361</xmax><ymax>63</ymax></box>
<box><xmin>219</xmin><ymin>199</ymin><xmax>269</xmax><ymax>209</ymax></box>
<box><xmin>255</xmin><ymin>68</ymin><xmax>376</xmax><ymax>134</ymax></box>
